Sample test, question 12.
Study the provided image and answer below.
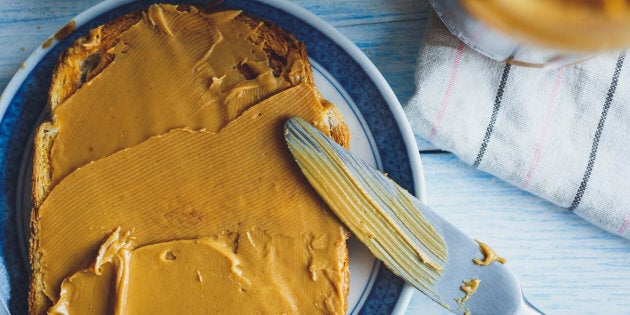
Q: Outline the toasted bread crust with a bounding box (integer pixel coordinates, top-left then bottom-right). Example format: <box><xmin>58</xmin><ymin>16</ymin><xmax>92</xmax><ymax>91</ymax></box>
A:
<box><xmin>31</xmin><ymin>5</ymin><xmax>349</xmax><ymax>315</ymax></box>
<box><xmin>47</xmin><ymin>11</ymin><xmax>143</xmax><ymax>113</ymax></box>
<box><xmin>29</xmin><ymin>123</ymin><xmax>56</xmax><ymax>314</ymax></box>
<box><xmin>27</xmin><ymin>204</ymin><xmax>45</xmax><ymax>315</ymax></box>
<box><xmin>31</xmin><ymin>122</ymin><xmax>55</xmax><ymax>209</ymax></box>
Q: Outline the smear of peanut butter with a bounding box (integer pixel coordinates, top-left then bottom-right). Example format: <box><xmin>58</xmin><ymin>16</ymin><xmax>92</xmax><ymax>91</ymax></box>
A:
<box><xmin>50</xmin><ymin>5</ymin><xmax>307</xmax><ymax>187</ymax></box>
<box><xmin>285</xmin><ymin>117</ymin><xmax>448</xmax><ymax>300</ymax></box>
<box><xmin>473</xmin><ymin>240</ymin><xmax>506</xmax><ymax>266</ymax></box>
<box><xmin>456</xmin><ymin>278</ymin><xmax>481</xmax><ymax>304</ymax></box>
<box><xmin>54</xmin><ymin>20</ymin><xmax>76</xmax><ymax>41</ymax></box>
<box><xmin>455</xmin><ymin>278</ymin><xmax>481</xmax><ymax>315</ymax></box>
<box><xmin>51</xmin><ymin>226</ymin><xmax>339</xmax><ymax>314</ymax></box>
<box><xmin>41</xmin><ymin>20</ymin><xmax>76</xmax><ymax>49</ymax></box>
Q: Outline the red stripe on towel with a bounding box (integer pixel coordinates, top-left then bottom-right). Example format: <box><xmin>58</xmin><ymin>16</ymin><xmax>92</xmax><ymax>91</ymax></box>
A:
<box><xmin>618</xmin><ymin>217</ymin><xmax>630</xmax><ymax>235</ymax></box>
<box><xmin>429</xmin><ymin>40</ymin><xmax>465</xmax><ymax>141</ymax></box>
<box><xmin>521</xmin><ymin>67</ymin><xmax>565</xmax><ymax>189</ymax></box>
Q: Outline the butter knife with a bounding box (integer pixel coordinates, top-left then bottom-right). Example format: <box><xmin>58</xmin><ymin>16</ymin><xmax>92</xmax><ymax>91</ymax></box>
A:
<box><xmin>284</xmin><ymin>117</ymin><xmax>543</xmax><ymax>315</ymax></box>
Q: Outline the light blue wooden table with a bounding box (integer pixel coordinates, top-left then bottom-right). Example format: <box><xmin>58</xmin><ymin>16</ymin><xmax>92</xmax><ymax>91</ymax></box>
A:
<box><xmin>1</xmin><ymin>1</ymin><xmax>629</xmax><ymax>314</ymax></box>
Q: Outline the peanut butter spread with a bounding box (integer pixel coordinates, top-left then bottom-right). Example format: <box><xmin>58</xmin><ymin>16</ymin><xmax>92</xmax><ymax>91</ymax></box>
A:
<box><xmin>285</xmin><ymin>118</ymin><xmax>447</xmax><ymax>301</ymax></box>
<box><xmin>461</xmin><ymin>0</ymin><xmax>630</xmax><ymax>51</ymax></box>
<box><xmin>49</xmin><ymin>224</ymin><xmax>343</xmax><ymax>314</ymax></box>
<box><xmin>50</xmin><ymin>5</ymin><xmax>307</xmax><ymax>186</ymax></box>
<box><xmin>39</xmin><ymin>84</ymin><xmax>348</xmax><ymax>313</ymax></box>
<box><xmin>456</xmin><ymin>278</ymin><xmax>481</xmax><ymax>304</ymax></box>
<box><xmin>473</xmin><ymin>240</ymin><xmax>506</xmax><ymax>266</ymax></box>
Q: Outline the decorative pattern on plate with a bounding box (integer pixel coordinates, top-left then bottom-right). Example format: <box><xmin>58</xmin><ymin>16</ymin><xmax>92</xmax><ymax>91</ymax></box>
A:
<box><xmin>0</xmin><ymin>1</ymin><xmax>417</xmax><ymax>313</ymax></box>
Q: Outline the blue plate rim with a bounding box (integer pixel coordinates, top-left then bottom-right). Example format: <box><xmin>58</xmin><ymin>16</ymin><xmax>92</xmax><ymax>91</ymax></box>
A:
<box><xmin>0</xmin><ymin>1</ymin><xmax>426</xmax><ymax>313</ymax></box>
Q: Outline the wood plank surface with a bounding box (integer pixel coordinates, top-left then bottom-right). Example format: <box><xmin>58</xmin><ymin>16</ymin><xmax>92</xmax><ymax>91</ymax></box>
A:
<box><xmin>1</xmin><ymin>1</ymin><xmax>629</xmax><ymax>314</ymax></box>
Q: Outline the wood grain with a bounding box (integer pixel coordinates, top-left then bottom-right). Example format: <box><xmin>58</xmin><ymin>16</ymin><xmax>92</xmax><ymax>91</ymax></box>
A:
<box><xmin>0</xmin><ymin>1</ymin><xmax>103</xmax><ymax>88</ymax></box>
<box><xmin>1</xmin><ymin>0</ymin><xmax>629</xmax><ymax>314</ymax></box>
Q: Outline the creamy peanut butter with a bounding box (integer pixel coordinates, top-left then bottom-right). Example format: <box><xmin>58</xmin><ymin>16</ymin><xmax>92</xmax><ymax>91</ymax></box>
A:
<box><xmin>285</xmin><ymin>117</ymin><xmax>448</xmax><ymax>300</ymax></box>
<box><xmin>50</xmin><ymin>225</ymin><xmax>343</xmax><ymax>314</ymax></box>
<box><xmin>461</xmin><ymin>0</ymin><xmax>630</xmax><ymax>51</ymax></box>
<box><xmin>48</xmin><ymin>228</ymin><xmax>132</xmax><ymax>315</ymax></box>
<box><xmin>40</xmin><ymin>84</ymin><xmax>348</xmax><ymax>313</ymax></box>
<box><xmin>50</xmin><ymin>5</ymin><xmax>307</xmax><ymax>186</ymax></box>
<box><xmin>455</xmin><ymin>277</ymin><xmax>481</xmax><ymax>314</ymax></box>
<box><xmin>473</xmin><ymin>240</ymin><xmax>506</xmax><ymax>266</ymax></box>
<box><xmin>40</xmin><ymin>21</ymin><xmax>76</xmax><ymax>49</ymax></box>
<box><xmin>38</xmin><ymin>4</ymin><xmax>349</xmax><ymax>313</ymax></box>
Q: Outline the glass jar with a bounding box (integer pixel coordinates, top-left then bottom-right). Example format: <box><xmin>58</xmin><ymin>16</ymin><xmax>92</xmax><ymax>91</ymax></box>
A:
<box><xmin>428</xmin><ymin>0</ymin><xmax>630</xmax><ymax>68</ymax></box>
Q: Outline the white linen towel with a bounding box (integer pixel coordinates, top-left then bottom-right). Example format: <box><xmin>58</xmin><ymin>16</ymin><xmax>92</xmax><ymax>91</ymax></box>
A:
<box><xmin>404</xmin><ymin>14</ymin><xmax>630</xmax><ymax>239</ymax></box>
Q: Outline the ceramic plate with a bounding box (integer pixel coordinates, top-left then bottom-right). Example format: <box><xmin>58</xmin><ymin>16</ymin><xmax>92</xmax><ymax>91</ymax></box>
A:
<box><xmin>0</xmin><ymin>0</ymin><xmax>426</xmax><ymax>313</ymax></box>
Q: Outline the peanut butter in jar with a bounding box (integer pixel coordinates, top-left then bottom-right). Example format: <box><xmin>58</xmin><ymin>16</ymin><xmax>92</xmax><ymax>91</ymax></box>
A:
<box><xmin>430</xmin><ymin>0</ymin><xmax>630</xmax><ymax>67</ymax></box>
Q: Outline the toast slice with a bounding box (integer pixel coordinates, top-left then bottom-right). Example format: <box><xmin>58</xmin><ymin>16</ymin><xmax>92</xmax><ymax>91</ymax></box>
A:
<box><xmin>30</xmin><ymin>4</ymin><xmax>350</xmax><ymax>314</ymax></box>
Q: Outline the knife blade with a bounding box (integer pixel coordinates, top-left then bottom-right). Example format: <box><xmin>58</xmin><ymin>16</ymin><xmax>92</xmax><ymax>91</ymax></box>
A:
<box><xmin>284</xmin><ymin>117</ymin><xmax>543</xmax><ymax>315</ymax></box>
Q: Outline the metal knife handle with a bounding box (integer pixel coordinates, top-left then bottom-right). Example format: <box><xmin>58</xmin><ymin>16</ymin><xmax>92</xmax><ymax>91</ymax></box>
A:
<box><xmin>517</xmin><ymin>295</ymin><xmax>545</xmax><ymax>315</ymax></box>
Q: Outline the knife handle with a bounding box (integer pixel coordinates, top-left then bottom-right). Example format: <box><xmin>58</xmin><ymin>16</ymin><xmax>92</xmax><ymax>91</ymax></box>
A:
<box><xmin>516</xmin><ymin>295</ymin><xmax>545</xmax><ymax>315</ymax></box>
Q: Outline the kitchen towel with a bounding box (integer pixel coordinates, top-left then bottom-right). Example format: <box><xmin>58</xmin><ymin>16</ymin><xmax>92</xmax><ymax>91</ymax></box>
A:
<box><xmin>404</xmin><ymin>14</ymin><xmax>630</xmax><ymax>239</ymax></box>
